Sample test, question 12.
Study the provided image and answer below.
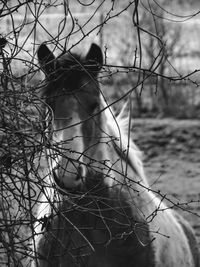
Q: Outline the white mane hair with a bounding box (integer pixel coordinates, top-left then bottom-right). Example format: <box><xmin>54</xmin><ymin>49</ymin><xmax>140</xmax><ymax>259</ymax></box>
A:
<box><xmin>100</xmin><ymin>95</ymin><xmax>148</xmax><ymax>186</ymax></box>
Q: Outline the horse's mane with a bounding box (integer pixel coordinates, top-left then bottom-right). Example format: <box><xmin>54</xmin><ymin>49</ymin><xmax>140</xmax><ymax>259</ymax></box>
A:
<box><xmin>101</xmin><ymin>96</ymin><xmax>148</xmax><ymax>186</ymax></box>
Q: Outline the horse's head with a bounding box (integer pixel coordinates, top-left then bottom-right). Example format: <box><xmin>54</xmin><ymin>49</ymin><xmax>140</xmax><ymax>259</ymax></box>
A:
<box><xmin>38</xmin><ymin>43</ymin><xmax>104</xmax><ymax>190</ymax></box>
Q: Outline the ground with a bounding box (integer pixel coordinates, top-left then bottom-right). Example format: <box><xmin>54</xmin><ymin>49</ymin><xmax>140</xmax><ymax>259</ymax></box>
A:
<box><xmin>132</xmin><ymin>119</ymin><xmax>200</xmax><ymax>245</ymax></box>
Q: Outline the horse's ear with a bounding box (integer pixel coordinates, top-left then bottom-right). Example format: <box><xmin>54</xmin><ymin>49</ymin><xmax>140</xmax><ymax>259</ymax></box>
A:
<box><xmin>86</xmin><ymin>43</ymin><xmax>103</xmax><ymax>68</ymax></box>
<box><xmin>37</xmin><ymin>43</ymin><xmax>55</xmax><ymax>75</ymax></box>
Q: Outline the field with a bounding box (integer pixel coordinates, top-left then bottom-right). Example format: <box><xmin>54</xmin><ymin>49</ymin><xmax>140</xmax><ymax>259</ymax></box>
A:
<box><xmin>133</xmin><ymin>118</ymin><xmax>200</xmax><ymax>245</ymax></box>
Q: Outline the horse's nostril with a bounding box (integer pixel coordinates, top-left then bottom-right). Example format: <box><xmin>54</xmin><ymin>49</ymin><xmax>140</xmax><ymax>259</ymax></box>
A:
<box><xmin>76</xmin><ymin>165</ymin><xmax>85</xmax><ymax>181</ymax></box>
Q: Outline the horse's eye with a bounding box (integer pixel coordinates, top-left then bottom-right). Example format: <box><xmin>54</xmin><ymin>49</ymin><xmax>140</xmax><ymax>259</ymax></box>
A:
<box><xmin>89</xmin><ymin>102</ymin><xmax>98</xmax><ymax>113</ymax></box>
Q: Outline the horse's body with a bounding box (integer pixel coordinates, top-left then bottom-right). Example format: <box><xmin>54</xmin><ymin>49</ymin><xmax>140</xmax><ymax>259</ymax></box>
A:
<box><xmin>31</xmin><ymin>43</ymin><xmax>199</xmax><ymax>267</ymax></box>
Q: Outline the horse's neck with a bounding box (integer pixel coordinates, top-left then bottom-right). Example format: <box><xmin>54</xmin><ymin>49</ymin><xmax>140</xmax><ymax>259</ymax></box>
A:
<box><xmin>99</xmin><ymin>102</ymin><xmax>163</xmax><ymax>218</ymax></box>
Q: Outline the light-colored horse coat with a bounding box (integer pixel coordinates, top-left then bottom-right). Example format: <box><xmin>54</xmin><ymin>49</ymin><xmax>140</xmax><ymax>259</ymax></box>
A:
<box><xmin>30</xmin><ymin>43</ymin><xmax>199</xmax><ymax>267</ymax></box>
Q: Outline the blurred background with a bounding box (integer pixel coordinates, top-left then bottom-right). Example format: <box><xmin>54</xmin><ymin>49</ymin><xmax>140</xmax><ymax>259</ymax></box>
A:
<box><xmin>1</xmin><ymin>0</ymin><xmax>200</xmax><ymax>117</ymax></box>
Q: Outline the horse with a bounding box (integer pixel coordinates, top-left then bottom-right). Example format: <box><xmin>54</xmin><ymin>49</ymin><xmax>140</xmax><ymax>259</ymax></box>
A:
<box><xmin>30</xmin><ymin>42</ymin><xmax>200</xmax><ymax>267</ymax></box>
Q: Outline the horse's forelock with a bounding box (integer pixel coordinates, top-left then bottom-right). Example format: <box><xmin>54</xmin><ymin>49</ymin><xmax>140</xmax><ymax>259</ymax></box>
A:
<box><xmin>57</xmin><ymin>52</ymin><xmax>83</xmax><ymax>68</ymax></box>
